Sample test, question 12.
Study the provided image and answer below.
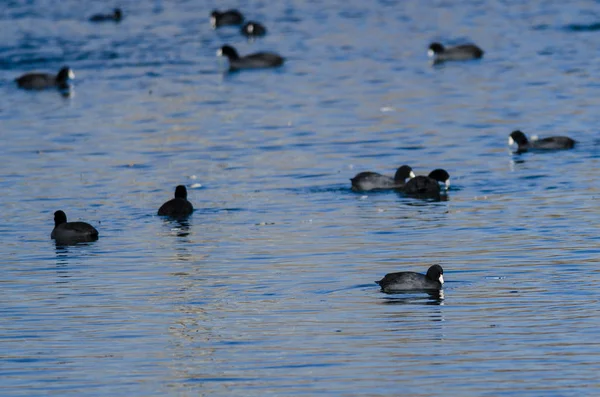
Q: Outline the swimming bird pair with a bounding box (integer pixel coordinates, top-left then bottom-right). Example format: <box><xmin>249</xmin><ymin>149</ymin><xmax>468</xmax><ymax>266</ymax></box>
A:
<box><xmin>351</xmin><ymin>166</ymin><xmax>450</xmax><ymax>197</ymax></box>
<box><xmin>211</xmin><ymin>9</ymin><xmax>267</xmax><ymax>38</ymax></box>
<box><xmin>51</xmin><ymin>186</ymin><xmax>194</xmax><ymax>244</ymax></box>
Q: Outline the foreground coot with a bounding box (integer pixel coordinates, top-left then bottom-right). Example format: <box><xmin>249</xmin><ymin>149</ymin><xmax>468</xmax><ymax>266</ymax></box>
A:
<box><xmin>51</xmin><ymin>210</ymin><xmax>98</xmax><ymax>243</ymax></box>
<box><xmin>428</xmin><ymin>42</ymin><xmax>484</xmax><ymax>63</ymax></box>
<box><xmin>376</xmin><ymin>265</ymin><xmax>444</xmax><ymax>293</ymax></box>
<box><xmin>16</xmin><ymin>67</ymin><xmax>74</xmax><ymax>90</ymax></box>
<box><xmin>217</xmin><ymin>45</ymin><xmax>284</xmax><ymax>71</ymax></box>
<box><xmin>158</xmin><ymin>185</ymin><xmax>194</xmax><ymax>218</ymax></box>
<box><xmin>509</xmin><ymin>130</ymin><xmax>576</xmax><ymax>153</ymax></box>
<box><xmin>211</xmin><ymin>9</ymin><xmax>244</xmax><ymax>27</ymax></box>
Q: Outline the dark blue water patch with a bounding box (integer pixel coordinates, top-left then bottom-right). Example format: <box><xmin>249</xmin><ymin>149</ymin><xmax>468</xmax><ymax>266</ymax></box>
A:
<box><xmin>519</xmin><ymin>174</ymin><xmax>548</xmax><ymax>180</ymax></box>
<box><xmin>291</xmin><ymin>130</ymin><xmax>315</xmax><ymax>138</ymax></box>
<box><xmin>294</xmin><ymin>173</ymin><xmax>332</xmax><ymax>179</ymax></box>
<box><xmin>4</xmin><ymin>357</ymin><xmax>45</xmax><ymax>363</ymax></box>
<box><xmin>301</xmin><ymin>185</ymin><xmax>352</xmax><ymax>194</ymax></box>
<box><xmin>108</xmin><ymin>333</ymin><xmax>147</xmax><ymax>339</ymax></box>
<box><xmin>219</xmin><ymin>340</ymin><xmax>258</xmax><ymax>346</ymax></box>
<box><xmin>532</xmin><ymin>24</ymin><xmax>550</xmax><ymax>31</ymax></box>
<box><xmin>257</xmin><ymin>145</ymin><xmax>285</xmax><ymax>151</ymax></box>
<box><xmin>113</xmin><ymin>163</ymin><xmax>151</xmax><ymax>169</ymax></box>
<box><xmin>323</xmin><ymin>283</ymin><xmax>375</xmax><ymax>294</ymax></box>
<box><xmin>526</xmin><ymin>80</ymin><xmax>549</xmax><ymax>87</ymax></box>
<box><xmin>371</xmin><ymin>230</ymin><xmax>397</xmax><ymax>235</ymax></box>
<box><xmin>564</xmin><ymin>22</ymin><xmax>600</xmax><ymax>32</ymax></box>
<box><xmin>288</xmin><ymin>141</ymin><xmax>316</xmax><ymax>149</ymax></box>
<box><xmin>463</xmin><ymin>123</ymin><xmax>496</xmax><ymax>130</ymax></box>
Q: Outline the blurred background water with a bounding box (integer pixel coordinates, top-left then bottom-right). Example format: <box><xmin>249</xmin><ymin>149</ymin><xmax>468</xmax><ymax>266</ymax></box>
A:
<box><xmin>1</xmin><ymin>0</ymin><xmax>600</xmax><ymax>395</ymax></box>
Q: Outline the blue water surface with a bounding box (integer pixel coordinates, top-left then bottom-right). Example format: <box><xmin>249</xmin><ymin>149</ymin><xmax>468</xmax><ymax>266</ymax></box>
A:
<box><xmin>1</xmin><ymin>0</ymin><xmax>600</xmax><ymax>396</ymax></box>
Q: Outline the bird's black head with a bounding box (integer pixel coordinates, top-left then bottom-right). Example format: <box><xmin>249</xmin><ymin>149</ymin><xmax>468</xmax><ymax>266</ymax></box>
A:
<box><xmin>54</xmin><ymin>210</ymin><xmax>67</xmax><ymax>227</ymax></box>
<box><xmin>426</xmin><ymin>264</ymin><xmax>444</xmax><ymax>284</ymax></box>
<box><xmin>428</xmin><ymin>42</ymin><xmax>445</xmax><ymax>55</ymax></box>
<box><xmin>509</xmin><ymin>130</ymin><xmax>529</xmax><ymax>146</ymax></box>
<box><xmin>114</xmin><ymin>8</ymin><xmax>122</xmax><ymax>20</ymax></box>
<box><xmin>428</xmin><ymin>169</ymin><xmax>450</xmax><ymax>187</ymax></box>
<box><xmin>175</xmin><ymin>185</ymin><xmax>188</xmax><ymax>199</ymax></box>
<box><xmin>394</xmin><ymin>165</ymin><xmax>414</xmax><ymax>183</ymax></box>
<box><xmin>217</xmin><ymin>45</ymin><xmax>239</xmax><ymax>60</ymax></box>
<box><xmin>56</xmin><ymin>67</ymin><xmax>74</xmax><ymax>83</ymax></box>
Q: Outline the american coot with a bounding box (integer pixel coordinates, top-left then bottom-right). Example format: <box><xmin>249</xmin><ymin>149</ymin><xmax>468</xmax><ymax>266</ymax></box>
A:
<box><xmin>89</xmin><ymin>8</ymin><xmax>122</xmax><ymax>22</ymax></box>
<box><xmin>51</xmin><ymin>210</ymin><xmax>99</xmax><ymax>243</ymax></box>
<box><xmin>16</xmin><ymin>67</ymin><xmax>74</xmax><ymax>90</ymax></box>
<box><xmin>217</xmin><ymin>45</ymin><xmax>284</xmax><ymax>71</ymax></box>
<box><xmin>376</xmin><ymin>265</ymin><xmax>444</xmax><ymax>293</ymax></box>
<box><xmin>403</xmin><ymin>169</ymin><xmax>450</xmax><ymax>197</ymax></box>
<box><xmin>428</xmin><ymin>42</ymin><xmax>484</xmax><ymax>63</ymax></box>
<box><xmin>509</xmin><ymin>130</ymin><xmax>576</xmax><ymax>153</ymax></box>
<box><xmin>241</xmin><ymin>21</ymin><xmax>267</xmax><ymax>37</ymax></box>
<box><xmin>350</xmin><ymin>165</ymin><xmax>415</xmax><ymax>192</ymax></box>
<box><xmin>158</xmin><ymin>185</ymin><xmax>194</xmax><ymax>218</ymax></box>
<box><xmin>211</xmin><ymin>9</ymin><xmax>244</xmax><ymax>27</ymax></box>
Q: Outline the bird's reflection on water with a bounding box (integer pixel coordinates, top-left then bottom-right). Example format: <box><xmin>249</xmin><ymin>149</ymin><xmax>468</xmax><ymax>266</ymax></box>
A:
<box><xmin>380</xmin><ymin>290</ymin><xmax>444</xmax><ymax>306</ymax></box>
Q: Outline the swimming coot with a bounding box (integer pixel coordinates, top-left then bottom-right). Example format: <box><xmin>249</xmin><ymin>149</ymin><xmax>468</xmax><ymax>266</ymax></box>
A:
<box><xmin>217</xmin><ymin>45</ymin><xmax>284</xmax><ymax>71</ymax></box>
<box><xmin>51</xmin><ymin>210</ymin><xmax>99</xmax><ymax>243</ymax></box>
<box><xmin>350</xmin><ymin>165</ymin><xmax>415</xmax><ymax>192</ymax></box>
<box><xmin>509</xmin><ymin>130</ymin><xmax>576</xmax><ymax>153</ymax></box>
<box><xmin>403</xmin><ymin>169</ymin><xmax>450</xmax><ymax>197</ymax></box>
<box><xmin>16</xmin><ymin>67</ymin><xmax>74</xmax><ymax>90</ymax></box>
<box><xmin>376</xmin><ymin>265</ymin><xmax>444</xmax><ymax>293</ymax></box>
<box><xmin>211</xmin><ymin>9</ymin><xmax>244</xmax><ymax>27</ymax></box>
<box><xmin>241</xmin><ymin>21</ymin><xmax>267</xmax><ymax>37</ymax></box>
<box><xmin>428</xmin><ymin>42</ymin><xmax>484</xmax><ymax>63</ymax></box>
<box><xmin>158</xmin><ymin>185</ymin><xmax>194</xmax><ymax>218</ymax></box>
<box><xmin>89</xmin><ymin>8</ymin><xmax>122</xmax><ymax>22</ymax></box>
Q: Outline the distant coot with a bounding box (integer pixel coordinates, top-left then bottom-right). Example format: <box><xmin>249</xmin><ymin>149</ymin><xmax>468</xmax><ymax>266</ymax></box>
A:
<box><xmin>350</xmin><ymin>165</ymin><xmax>415</xmax><ymax>192</ymax></box>
<box><xmin>241</xmin><ymin>21</ymin><xmax>267</xmax><ymax>37</ymax></box>
<box><xmin>89</xmin><ymin>8</ymin><xmax>122</xmax><ymax>22</ymax></box>
<box><xmin>509</xmin><ymin>130</ymin><xmax>576</xmax><ymax>153</ymax></box>
<box><xmin>376</xmin><ymin>264</ymin><xmax>444</xmax><ymax>293</ymax></box>
<box><xmin>158</xmin><ymin>185</ymin><xmax>194</xmax><ymax>218</ymax></box>
<box><xmin>217</xmin><ymin>45</ymin><xmax>284</xmax><ymax>71</ymax></box>
<box><xmin>211</xmin><ymin>9</ymin><xmax>244</xmax><ymax>27</ymax></box>
<box><xmin>403</xmin><ymin>169</ymin><xmax>450</xmax><ymax>197</ymax></box>
<box><xmin>51</xmin><ymin>210</ymin><xmax>99</xmax><ymax>243</ymax></box>
<box><xmin>16</xmin><ymin>67</ymin><xmax>74</xmax><ymax>90</ymax></box>
<box><xmin>428</xmin><ymin>42</ymin><xmax>484</xmax><ymax>63</ymax></box>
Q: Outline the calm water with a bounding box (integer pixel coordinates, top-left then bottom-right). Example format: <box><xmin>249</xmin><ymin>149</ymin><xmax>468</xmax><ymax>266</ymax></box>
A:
<box><xmin>2</xmin><ymin>0</ymin><xmax>600</xmax><ymax>395</ymax></box>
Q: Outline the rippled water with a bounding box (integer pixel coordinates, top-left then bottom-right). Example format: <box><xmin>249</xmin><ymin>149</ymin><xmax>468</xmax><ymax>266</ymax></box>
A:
<box><xmin>2</xmin><ymin>0</ymin><xmax>600</xmax><ymax>395</ymax></box>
